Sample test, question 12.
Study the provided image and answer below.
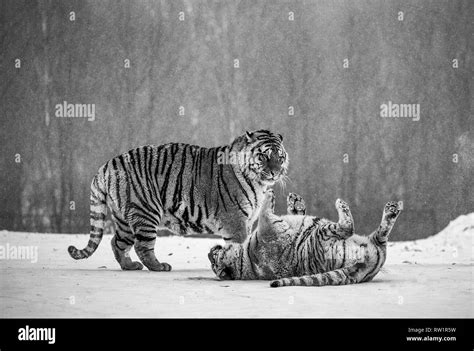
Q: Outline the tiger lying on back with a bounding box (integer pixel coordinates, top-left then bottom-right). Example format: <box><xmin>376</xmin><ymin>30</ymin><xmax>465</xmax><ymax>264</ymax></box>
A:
<box><xmin>208</xmin><ymin>189</ymin><xmax>401</xmax><ymax>287</ymax></box>
<box><xmin>68</xmin><ymin>130</ymin><xmax>288</xmax><ymax>271</ymax></box>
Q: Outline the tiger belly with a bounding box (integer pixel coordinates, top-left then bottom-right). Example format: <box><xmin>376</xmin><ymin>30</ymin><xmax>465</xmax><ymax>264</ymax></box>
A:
<box><xmin>322</xmin><ymin>235</ymin><xmax>376</xmax><ymax>271</ymax></box>
<box><xmin>160</xmin><ymin>211</ymin><xmax>220</xmax><ymax>236</ymax></box>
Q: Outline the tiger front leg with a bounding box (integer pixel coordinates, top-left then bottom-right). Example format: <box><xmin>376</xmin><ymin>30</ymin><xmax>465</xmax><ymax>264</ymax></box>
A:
<box><xmin>261</xmin><ymin>188</ymin><xmax>276</xmax><ymax>214</ymax></box>
<box><xmin>257</xmin><ymin>189</ymin><xmax>289</xmax><ymax>242</ymax></box>
<box><xmin>334</xmin><ymin>199</ymin><xmax>354</xmax><ymax>238</ymax></box>
<box><xmin>134</xmin><ymin>234</ymin><xmax>172</xmax><ymax>272</ymax></box>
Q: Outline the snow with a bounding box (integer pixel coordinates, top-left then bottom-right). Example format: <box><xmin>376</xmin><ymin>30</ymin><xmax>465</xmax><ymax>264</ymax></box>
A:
<box><xmin>385</xmin><ymin>212</ymin><xmax>473</xmax><ymax>265</ymax></box>
<box><xmin>0</xmin><ymin>213</ymin><xmax>472</xmax><ymax>318</ymax></box>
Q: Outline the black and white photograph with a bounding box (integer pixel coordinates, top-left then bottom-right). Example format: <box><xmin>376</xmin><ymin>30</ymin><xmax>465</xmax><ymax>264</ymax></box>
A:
<box><xmin>0</xmin><ymin>0</ymin><xmax>473</xmax><ymax>346</ymax></box>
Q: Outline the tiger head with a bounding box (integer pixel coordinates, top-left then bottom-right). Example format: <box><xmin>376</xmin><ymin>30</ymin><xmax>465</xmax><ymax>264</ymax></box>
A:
<box><xmin>231</xmin><ymin>130</ymin><xmax>289</xmax><ymax>186</ymax></box>
<box><xmin>208</xmin><ymin>244</ymin><xmax>245</xmax><ymax>280</ymax></box>
<box><xmin>208</xmin><ymin>241</ymin><xmax>280</xmax><ymax>280</ymax></box>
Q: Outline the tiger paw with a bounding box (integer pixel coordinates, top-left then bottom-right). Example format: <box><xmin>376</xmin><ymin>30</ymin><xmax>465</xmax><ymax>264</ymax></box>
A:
<box><xmin>121</xmin><ymin>261</ymin><xmax>144</xmax><ymax>271</ymax></box>
<box><xmin>145</xmin><ymin>262</ymin><xmax>172</xmax><ymax>272</ymax></box>
<box><xmin>384</xmin><ymin>201</ymin><xmax>401</xmax><ymax>219</ymax></box>
<box><xmin>335</xmin><ymin>198</ymin><xmax>349</xmax><ymax>213</ymax></box>
<box><xmin>287</xmin><ymin>192</ymin><xmax>306</xmax><ymax>215</ymax></box>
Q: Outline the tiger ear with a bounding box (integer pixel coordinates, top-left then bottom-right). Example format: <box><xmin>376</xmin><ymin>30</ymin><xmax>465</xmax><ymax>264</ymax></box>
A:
<box><xmin>246</xmin><ymin>131</ymin><xmax>254</xmax><ymax>142</ymax></box>
<box><xmin>278</xmin><ymin>134</ymin><xmax>283</xmax><ymax>142</ymax></box>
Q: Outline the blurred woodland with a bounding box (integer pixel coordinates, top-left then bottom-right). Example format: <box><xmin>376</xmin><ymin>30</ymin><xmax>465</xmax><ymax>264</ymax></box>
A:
<box><xmin>1</xmin><ymin>0</ymin><xmax>473</xmax><ymax>240</ymax></box>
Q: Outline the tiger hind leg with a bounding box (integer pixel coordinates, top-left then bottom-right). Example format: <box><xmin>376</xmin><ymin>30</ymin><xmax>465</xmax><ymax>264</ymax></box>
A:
<box><xmin>110</xmin><ymin>216</ymin><xmax>144</xmax><ymax>270</ymax></box>
<box><xmin>287</xmin><ymin>192</ymin><xmax>306</xmax><ymax>215</ymax></box>
<box><xmin>134</xmin><ymin>235</ymin><xmax>172</xmax><ymax>271</ymax></box>
<box><xmin>126</xmin><ymin>207</ymin><xmax>171</xmax><ymax>271</ymax></box>
<box><xmin>371</xmin><ymin>201</ymin><xmax>402</xmax><ymax>246</ymax></box>
<box><xmin>270</xmin><ymin>263</ymin><xmax>366</xmax><ymax>287</ymax></box>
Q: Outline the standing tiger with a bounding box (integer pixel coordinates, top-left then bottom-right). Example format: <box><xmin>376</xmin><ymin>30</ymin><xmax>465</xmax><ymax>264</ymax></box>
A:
<box><xmin>208</xmin><ymin>189</ymin><xmax>401</xmax><ymax>287</ymax></box>
<box><xmin>68</xmin><ymin>130</ymin><xmax>289</xmax><ymax>271</ymax></box>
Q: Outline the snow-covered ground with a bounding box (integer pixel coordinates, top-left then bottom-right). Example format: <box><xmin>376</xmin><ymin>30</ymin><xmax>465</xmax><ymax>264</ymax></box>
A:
<box><xmin>0</xmin><ymin>214</ymin><xmax>472</xmax><ymax>318</ymax></box>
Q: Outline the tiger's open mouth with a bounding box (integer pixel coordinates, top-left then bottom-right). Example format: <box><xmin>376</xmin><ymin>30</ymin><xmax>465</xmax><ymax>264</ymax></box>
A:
<box><xmin>261</xmin><ymin>169</ymin><xmax>286</xmax><ymax>184</ymax></box>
